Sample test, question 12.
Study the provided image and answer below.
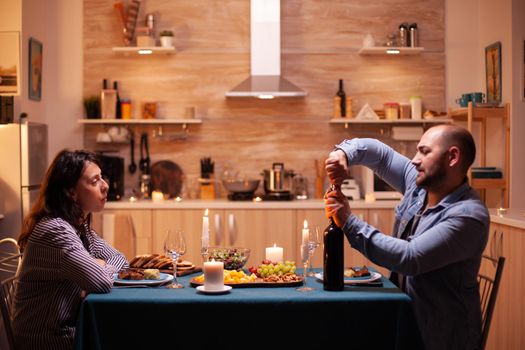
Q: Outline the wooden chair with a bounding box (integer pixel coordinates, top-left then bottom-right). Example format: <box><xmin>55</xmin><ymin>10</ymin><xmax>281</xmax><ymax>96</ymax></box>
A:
<box><xmin>0</xmin><ymin>253</ymin><xmax>22</xmax><ymax>350</ymax></box>
<box><xmin>478</xmin><ymin>254</ymin><xmax>505</xmax><ymax>350</ymax></box>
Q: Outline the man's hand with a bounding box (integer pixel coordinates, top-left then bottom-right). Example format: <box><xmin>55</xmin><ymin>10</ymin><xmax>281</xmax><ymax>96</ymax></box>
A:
<box><xmin>324</xmin><ymin>189</ymin><xmax>351</xmax><ymax>228</ymax></box>
<box><xmin>325</xmin><ymin>150</ymin><xmax>349</xmax><ymax>188</ymax></box>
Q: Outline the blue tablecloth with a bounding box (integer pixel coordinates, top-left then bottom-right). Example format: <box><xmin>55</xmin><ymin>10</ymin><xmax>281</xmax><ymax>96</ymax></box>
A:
<box><xmin>74</xmin><ymin>270</ymin><xmax>423</xmax><ymax>349</ymax></box>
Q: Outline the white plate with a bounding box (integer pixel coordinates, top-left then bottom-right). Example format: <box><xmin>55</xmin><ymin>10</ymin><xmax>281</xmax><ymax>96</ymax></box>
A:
<box><xmin>314</xmin><ymin>271</ymin><xmax>382</xmax><ymax>284</ymax></box>
<box><xmin>196</xmin><ymin>285</ymin><xmax>232</xmax><ymax>294</ymax></box>
<box><xmin>113</xmin><ymin>272</ymin><xmax>173</xmax><ymax>286</ymax></box>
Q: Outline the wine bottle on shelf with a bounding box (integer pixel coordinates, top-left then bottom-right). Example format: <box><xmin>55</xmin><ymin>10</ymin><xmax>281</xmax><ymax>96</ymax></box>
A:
<box><xmin>334</xmin><ymin>79</ymin><xmax>346</xmax><ymax>118</ymax></box>
<box><xmin>323</xmin><ymin>217</ymin><xmax>344</xmax><ymax>291</ymax></box>
<box><xmin>113</xmin><ymin>81</ymin><xmax>122</xmax><ymax>119</ymax></box>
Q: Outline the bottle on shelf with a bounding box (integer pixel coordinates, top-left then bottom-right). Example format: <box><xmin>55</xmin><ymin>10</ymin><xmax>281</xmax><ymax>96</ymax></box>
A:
<box><xmin>334</xmin><ymin>79</ymin><xmax>347</xmax><ymax>118</ymax></box>
<box><xmin>409</xmin><ymin>23</ymin><xmax>418</xmax><ymax>47</ymax></box>
<box><xmin>323</xmin><ymin>216</ymin><xmax>344</xmax><ymax>291</ymax></box>
<box><xmin>399</xmin><ymin>23</ymin><xmax>409</xmax><ymax>47</ymax></box>
<box><xmin>113</xmin><ymin>81</ymin><xmax>122</xmax><ymax>119</ymax></box>
<box><xmin>100</xmin><ymin>79</ymin><xmax>117</xmax><ymax>119</ymax></box>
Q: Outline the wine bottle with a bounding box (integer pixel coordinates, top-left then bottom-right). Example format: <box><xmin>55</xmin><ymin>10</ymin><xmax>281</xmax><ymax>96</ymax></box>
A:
<box><xmin>323</xmin><ymin>217</ymin><xmax>344</xmax><ymax>291</ymax></box>
<box><xmin>100</xmin><ymin>79</ymin><xmax>117</xmax><ymax>119</ymax></box>
<box><xmin>334</xmin><ymin>79</ymin><xmax>346</xmax><ymax>118</ymax></box>
<box><xmin>114</xmin><ymin>81</ymin><xmax>122</xmax><ymax>119</ymax></box>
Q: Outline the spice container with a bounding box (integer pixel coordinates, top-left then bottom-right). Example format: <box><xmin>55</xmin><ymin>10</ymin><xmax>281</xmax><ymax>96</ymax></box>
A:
<box><xmin>410</xmin><ymin>96</ymin><xmax>422</xmax><ymax>120</ymax></box>
<box><xmin>121</xmin><ymin>99</ymin><xmax>132</xmax><ymax>119</ymax></box>
<box><xmin>399</xmin><ymin>103</ymin><xmax>411</xmax><ymax>119</ymax></box>
<box><xmin>384</xmin><ymin>102</ymin><xmax>399</xmax><ymax>120</ymax></box>
<box><xmin>399</xmin><ymin>23</ymin><xmax>409</xmax><ymax>47</ymax></box>
<box><xmin>409</xmin><ymin>23</ymin><xmax>419</xmax><ymax>47</ymax></box>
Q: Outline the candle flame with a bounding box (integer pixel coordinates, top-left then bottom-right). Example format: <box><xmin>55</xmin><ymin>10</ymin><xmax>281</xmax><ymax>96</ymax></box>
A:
<box><xmin>204</xmin><ymin>208</ymin><xmax>209</xmax><ymax>216</ymax></box>
<box><xmin>303</xmin><ymin>219</ymin><xmax>308</xmax><ymax>229</ymax></box>
<box><xmin>273</xmin><ymin>243</ymin><xmax>277</xmax><ymax>248</ymax></box>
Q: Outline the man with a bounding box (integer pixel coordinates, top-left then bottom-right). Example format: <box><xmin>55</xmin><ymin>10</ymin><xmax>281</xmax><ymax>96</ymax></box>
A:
<box><xmin>324</xmin><ymin>124</ymin><xmax>489</xmax><ymax>350</ymax></box>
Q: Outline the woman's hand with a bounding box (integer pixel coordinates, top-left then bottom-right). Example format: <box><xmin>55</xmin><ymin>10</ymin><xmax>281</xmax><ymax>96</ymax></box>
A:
<box><xmin>324</xmin><ymin>189</ymin><xmax>351</xmax><ymax>228</ymax></box>
<box><xmin>325</xmin><ymin>150</ymin><xmax>349</xmax><ymax>188</ymax></box>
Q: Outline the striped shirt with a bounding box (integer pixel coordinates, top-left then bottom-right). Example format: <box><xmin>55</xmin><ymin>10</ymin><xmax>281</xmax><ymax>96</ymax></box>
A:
<box><xmin>12</xmin><ymin>217</ymin><xmax>128</xmax><ymax>350</ymax></box>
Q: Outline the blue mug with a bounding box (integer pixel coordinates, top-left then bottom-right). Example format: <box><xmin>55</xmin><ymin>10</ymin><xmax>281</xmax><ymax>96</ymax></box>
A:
<box><xmin>470</xmin><ymin>92</ymin><xmax>485</xmax><ymax>105</ymax></box>
<box><xmin>455</xmin><ymin>93</ymin><xmax>472</xmax><ymax>108</ymax></box>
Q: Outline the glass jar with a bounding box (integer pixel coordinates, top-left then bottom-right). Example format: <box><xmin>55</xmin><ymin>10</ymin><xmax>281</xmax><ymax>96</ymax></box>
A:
<box><xmin>139</xmin><ymin>174</ymin><xmax>151</xmax><ymax>199</ymax></box>
<box><xmin>384</xmin><ymin>102</ymin><xmax>399</xmax><ymax>120</ymax></box>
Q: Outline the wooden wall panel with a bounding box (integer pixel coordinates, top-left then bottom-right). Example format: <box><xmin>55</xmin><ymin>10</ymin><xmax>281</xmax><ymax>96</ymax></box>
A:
<box><xmin>83</xmin><ymin>0</ymin><xmax>444</xmax><ymax>197</ymax></box>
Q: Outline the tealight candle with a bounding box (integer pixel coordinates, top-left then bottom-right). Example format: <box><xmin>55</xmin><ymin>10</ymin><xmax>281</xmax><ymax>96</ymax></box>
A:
<box><xmin>265</xmin><ymin>243</ymin><xmax>283</xmax><ymax>263</ymax></box>
<box><xmin>203</xmin><ymin>259</ymin><xmax>224</xmax><ymax>291</ymax></box>
<box><xmin>151</xmin><ymin>190</ymin><xmax>164</xmax><ymax>202</ymax></box>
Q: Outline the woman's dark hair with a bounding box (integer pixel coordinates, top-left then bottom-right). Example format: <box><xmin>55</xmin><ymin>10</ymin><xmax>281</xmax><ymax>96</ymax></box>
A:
<box><xmin>18</xmin><ymin>149</ymin><xmax>101</xmax><ymax>251</ymax></box>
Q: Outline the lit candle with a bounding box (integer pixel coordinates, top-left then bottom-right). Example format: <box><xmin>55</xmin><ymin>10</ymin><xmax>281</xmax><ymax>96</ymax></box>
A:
<box><xmin>302</xmin><ymin>220</ymin><xmax>310</xmax><ymax>246</ymax></box>
<box><xmin>151</xmin><ymin>190</ymin><xmax>164</xmax><ymax>202</ymax></box>
<box><xmin>203</xmin><ymin>259</ymin><xmax>224</xmax><ymax>291</ymax></box>
<box><xmin>202</xmin><ymin>209</ymin><xmax>209</xmax><ymax>250</ymax></box>
<box><xmin>265</xmin><ymin>243</ymin><xmax>283</xmax><ymax>263</ymax></box>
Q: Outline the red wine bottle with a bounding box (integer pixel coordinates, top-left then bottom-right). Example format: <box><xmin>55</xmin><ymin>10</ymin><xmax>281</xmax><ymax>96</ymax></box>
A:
<box><xmin>323</xmin><ymin>217</ymin><xmax>344</xmax><ymax>291</ymax></box>
<box><xmin>336</xmin><ymin>79</ymin><xmax>346</xmax><ymax>117</ymax></box>
<box><xmin>113</xmin><ymin>81</ymin><xmax>122</xmax><ymax>119</ymax></box>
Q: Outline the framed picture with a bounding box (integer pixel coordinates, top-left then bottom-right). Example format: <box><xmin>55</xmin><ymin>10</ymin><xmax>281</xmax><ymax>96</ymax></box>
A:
<box><xmin>485</xmin><ymin>41</ymin><xmax>501</xmax><ymax>105</ymax></box>
<box><xmin>28</xmin><ymin>37</ymin><xmax>43</xmax><ymax>101</ymax></box>
<box><xmin>0</xmin><ymin>31</ymin><xmax>20</xmax><ymax>96</ymax></box>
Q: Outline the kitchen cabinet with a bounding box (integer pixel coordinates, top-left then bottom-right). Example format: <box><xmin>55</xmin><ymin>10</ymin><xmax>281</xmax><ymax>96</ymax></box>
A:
<box><xmin>92</xmin><ymin>209</ymin><xmax>152</xmax><ymax>260</ymax></box>
<box><xmin>152</xmin><ymin>209</ymin><xmax>296</xmax><ymax>267</ymax></box>
<box><xmin>78</xmin><ymin>119</ymin><xmax>202</xmax><ymax>125</ymax></box>
<box><xmin>481</xmin><ymin>222</ymin><xmax>525</xmax><ymax>350</ymax></box>
<box><xmin>449</xmin><ymin>102</ymin><xmax>510</xmax><ymax>207</ymax></box>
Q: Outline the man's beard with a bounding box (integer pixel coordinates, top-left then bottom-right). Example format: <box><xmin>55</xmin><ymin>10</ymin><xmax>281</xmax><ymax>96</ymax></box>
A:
<box><xmin>415</xmin><ymin>155</ymin><xmax>448</xmax><ymax>188</ymax></box>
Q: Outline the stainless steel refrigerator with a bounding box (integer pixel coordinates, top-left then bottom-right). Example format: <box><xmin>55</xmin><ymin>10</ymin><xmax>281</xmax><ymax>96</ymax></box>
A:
<box><xmin>0</xmin><ymin>122</ymin><xmax>48</xmax><ymax>240</ymax></box>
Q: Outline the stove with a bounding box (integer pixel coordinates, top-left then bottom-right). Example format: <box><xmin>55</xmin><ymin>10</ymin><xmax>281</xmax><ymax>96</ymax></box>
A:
<box><xmin>228</xmin><ymin>192</ymin><xmax>255</xmax><ymax>201</ymax></box>
<box><xmin>261</xmin><ymin>191</ymin><xmax>293</xmax><ymax>201</ymax></box>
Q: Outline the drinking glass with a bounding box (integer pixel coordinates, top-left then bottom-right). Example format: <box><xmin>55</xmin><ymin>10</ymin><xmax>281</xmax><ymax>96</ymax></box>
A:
<box><xmin>307</xmin><ymin>227</ymin><xmax>321</xmax><ymax>276</ymax></box>
<box><xmin>164</xmin><ymin>229</ymin><xmax>186</xmax><ymax>289</ymax></box>
<box><xmin>297</xmin><ymin>241</ymin><xmax>313</xmax><ymax>292</ymax></box>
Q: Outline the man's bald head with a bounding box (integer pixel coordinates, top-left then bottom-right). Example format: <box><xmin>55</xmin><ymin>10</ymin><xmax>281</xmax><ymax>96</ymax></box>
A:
<box><xmin>426</xmin><ymin>124</ymin><xmax>476</xmax><ymax>174</ymax></box>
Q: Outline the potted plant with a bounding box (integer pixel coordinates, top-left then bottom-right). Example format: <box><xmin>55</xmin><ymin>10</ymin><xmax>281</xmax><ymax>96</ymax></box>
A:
<box><xmin>159</xmin><ymin>30</ymin><xmax>174</xmax><ymax>48</ymax></box>
<box><xmin>83</xmin><ymin>95</ymin><xmax>100</xmax><ymax>119</ymax></box>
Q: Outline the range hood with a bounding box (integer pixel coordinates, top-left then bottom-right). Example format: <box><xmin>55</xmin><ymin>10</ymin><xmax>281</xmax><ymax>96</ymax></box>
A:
<box><xmin>225</xmin><ymin>0</ymin><xmax>307</xmax><ymax>99</ymax></box>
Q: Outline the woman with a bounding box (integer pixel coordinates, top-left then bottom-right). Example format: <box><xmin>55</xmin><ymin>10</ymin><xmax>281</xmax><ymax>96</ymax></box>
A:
<box><xmin>13</xmin><ymin>150</ymin><xmax>128</xmax><ymax>349</ymax></box>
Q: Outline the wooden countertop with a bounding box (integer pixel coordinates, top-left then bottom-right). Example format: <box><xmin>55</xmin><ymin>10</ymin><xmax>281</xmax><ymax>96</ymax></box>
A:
<box><xmin>104</xmin><ymin>199</ymin><xmax>400</xmax><ymax>210</ymax></box>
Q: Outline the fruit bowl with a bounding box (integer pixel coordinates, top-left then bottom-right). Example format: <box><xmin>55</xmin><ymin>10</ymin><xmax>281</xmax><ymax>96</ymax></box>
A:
<box><xmin>207</xmin><ymin>247</ymin><xmax>250</xmax><ymax>270</ymax></box>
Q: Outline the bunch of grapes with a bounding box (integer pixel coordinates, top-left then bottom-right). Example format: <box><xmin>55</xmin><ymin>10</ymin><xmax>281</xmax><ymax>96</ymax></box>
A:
<box><xmin>249</xmin><ymin>259</ymin><xmax>296</xmax><ymax>278</ymax></box>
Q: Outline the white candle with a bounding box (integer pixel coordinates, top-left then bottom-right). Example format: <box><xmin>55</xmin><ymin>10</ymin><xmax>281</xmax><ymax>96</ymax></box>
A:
<box><xmin>302</xmin><ymin>220</ymin><xmax>310</xmax><ymax>246</ymax></box>
<box><xmin>202</xmin><ymin>209</ymin><xmax>209</xmax><ymax>249</ymax></box>
<box><xmin>265</xmin><ymin>243</ymin><xmax>283</xmax><ymax>263</ymax></box>
<box><xmin>151</xmin><ymin>190</ymin><xmax>164</xmax><ymax>202</ymax></box>
<box><xmin>203</xmin><ymin>259</ymin><xmax>224</xmax><ymax>291</ymax></box>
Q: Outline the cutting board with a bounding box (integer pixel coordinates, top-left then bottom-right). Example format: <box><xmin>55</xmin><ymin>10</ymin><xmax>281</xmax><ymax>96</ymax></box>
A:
<box><xmin>150</xmin><ymin>160</ymin><xmax>184</xmax><ymax>198</ymax></box>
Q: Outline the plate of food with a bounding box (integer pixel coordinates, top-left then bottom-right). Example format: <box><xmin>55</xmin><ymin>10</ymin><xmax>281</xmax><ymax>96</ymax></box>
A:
<box><xmin>315</xmin><ymin>266</ymin><xmax>382</xmax><ymax>284</ymax></box>
<box><xmin>114</xmin><ymin>269</ymin><xmax>173</xmax><ymax>286</ymax></box>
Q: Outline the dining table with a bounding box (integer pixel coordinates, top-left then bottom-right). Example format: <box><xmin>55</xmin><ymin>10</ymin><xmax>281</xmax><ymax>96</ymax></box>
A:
<box><xmin>74</xmin><ymin>269</ymin><xmax>423</xmax><ymax>349</ymax></box>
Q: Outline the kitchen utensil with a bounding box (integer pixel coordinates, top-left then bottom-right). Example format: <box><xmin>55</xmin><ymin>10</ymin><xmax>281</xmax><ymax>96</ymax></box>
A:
<box><xmin>139</xmin><ymin>132</ymin><xmax>150</xmax><ymax>174</ymax></box>
<box><xmin>261</xmin><ymin>163</ymin><xmax>295</xmax><ymax>193</ymax></box>
<box><xmin>150</xmin><ymin>160</ymin><xmax>184</xmax><ymax>198</ymax></box>
<box><xmin>222</xmin><ymin>179</ymin><xmax>260</xmax><ymax>193</ymax></box>
<box><xmin>200</xmin><ymin>157</ymin><xmax>214</xmax><ymax>179</ymax></box>
<box><xmin>128</xmin><ymin>131</ymin><xmax>137</xmax><ymax>174</ymax></box>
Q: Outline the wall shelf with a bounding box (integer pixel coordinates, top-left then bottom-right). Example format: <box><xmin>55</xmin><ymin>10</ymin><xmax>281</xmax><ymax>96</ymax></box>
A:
<box><xmin>112</xmin><ymin>46</ymin><xmax>176</xmax><ymax>55</ymax></box>
<box><xmin>79</xmin><ymin>119</ymin><xmax>201</xmax><ymax>125</ymax></box>
<box><xmin>448</xmin><ymin>102</ymin><xmax>510</xmax><ymax>207</ymax></box>
<box><xmin>330</xmin><ymin>118</ymin><xmax>451</xmax><ymax>128</ymax></box>
<box><xmin>358</xmin><ymin>46</ymin><xmax>424</xmax><ymax>55</ymax></box>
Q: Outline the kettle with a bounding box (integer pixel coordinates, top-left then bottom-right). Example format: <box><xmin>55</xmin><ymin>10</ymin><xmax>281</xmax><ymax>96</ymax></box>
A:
<box><xmin>261</xmin><ymin>162</ymin><xmax>295</xmax><ymax>193</ymax></box>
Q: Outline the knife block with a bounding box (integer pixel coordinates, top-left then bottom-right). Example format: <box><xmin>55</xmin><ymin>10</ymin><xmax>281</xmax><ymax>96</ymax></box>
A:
<box><xmin>199</xmin><ymin>178</ymin><xmax>215</xmax><ymax>200</ymax></box>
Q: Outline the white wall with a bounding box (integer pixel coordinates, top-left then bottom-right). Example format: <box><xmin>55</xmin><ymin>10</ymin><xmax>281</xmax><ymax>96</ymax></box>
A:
<box><xmin>14</xmin><ymin>0</ymin><xmax>83</xmax><ymax>162</ymax></box>
<box><xmin>446</xmin><ymin>0</ymin><xmax>524</xmax><ymax>208</ymax></box>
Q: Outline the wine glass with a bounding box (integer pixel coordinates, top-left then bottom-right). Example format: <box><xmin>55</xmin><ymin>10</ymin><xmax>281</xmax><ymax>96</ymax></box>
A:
<box><xmin>297</xmin><ymin>240</ymin><xmax>313</xmax><ymax>292</ymax></box>
<box><xmin>164</xmin><ymin>229</ymin><xmax>186</xmax><ymax>289</ymax></box>
<box><xmin>307</xmin><ymin>227</ymin><xmax>321</xmax><ymax>277</ymax></box>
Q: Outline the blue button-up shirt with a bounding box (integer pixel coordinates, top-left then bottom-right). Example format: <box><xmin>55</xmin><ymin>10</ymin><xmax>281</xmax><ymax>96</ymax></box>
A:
<box><xmin>336</xmin><ymin>138</ymin><xmax>489</xmax><ymax>350</ymax></box>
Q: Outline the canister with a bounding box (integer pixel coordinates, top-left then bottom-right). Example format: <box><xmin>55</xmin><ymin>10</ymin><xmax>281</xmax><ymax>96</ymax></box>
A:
<box><xmin>384</xmin><ymin>102</ymin><xmax>399</xmax><ymax>120</ymax></box>
<box><xmin>399</xmin><ymin>103</ymin><xmax>411</xmax><ymax>119</ymax></box>
<box><xmin>410</xmin><ymin>96</ymin><xmax>422</xmax><ymax>120</ymax></box>
<box><xmin>121</xmin><ymin>99</ymin><xmax>132</xmax><ymax>119</ymax></box>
